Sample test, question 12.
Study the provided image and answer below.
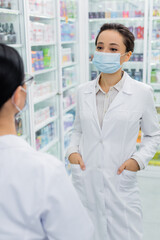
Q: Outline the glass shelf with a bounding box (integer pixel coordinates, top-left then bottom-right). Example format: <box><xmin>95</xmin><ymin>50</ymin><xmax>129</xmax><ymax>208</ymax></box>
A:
<box><xmin>33</xmin><ymin>68</ymin><xmax>56</xmax><ymax>76</ymax></box>
<box><xmin>29</xmin><ymin>13</ymin><xmax>55</xmax><ymax>20</ymax></box>
<box><xmin>35</xmin><ymin>116</ymin><xmax>58</xmax><ymax>132</ymax></box>
<box><xmin>63</xmin><ymin>103</ymin><xmax>76</xmax><ymax>114</ymax></box>
<box><xmin>0</xmin><ymin>9</ymin><xmax>20</xmax><ymax>15</ymax></box>
<box><xmin>34</xmin><ymin>92</ymin><xmax>57</xmax><ymax>104</ymax></box>
<box><xmin>31</xmin><ymin>42</ymin><xmax>56</xmax><ymax>47</ymax></box>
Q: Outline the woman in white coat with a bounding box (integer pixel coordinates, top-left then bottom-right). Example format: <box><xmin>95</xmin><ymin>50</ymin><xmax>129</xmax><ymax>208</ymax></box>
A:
<box><xmin>0</xmin><ymin>43</ymin><xmax>94</xmax><ymax>240</ymax></box>
<box><xmin>67</xmin><ymin>23</ymin><xmax>160</xmax><ymax>240</ymax></box>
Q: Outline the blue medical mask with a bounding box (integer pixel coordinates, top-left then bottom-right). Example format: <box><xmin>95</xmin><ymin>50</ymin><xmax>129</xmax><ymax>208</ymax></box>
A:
<box><xmin>12</xmin><ymin>87</ymin><xmax>28</xmax><ymax>117</ymax></box>
<box><xmin>92</xmin><ymin>51</ymin><xmax>126</xmax><ymax>74</ymax></box>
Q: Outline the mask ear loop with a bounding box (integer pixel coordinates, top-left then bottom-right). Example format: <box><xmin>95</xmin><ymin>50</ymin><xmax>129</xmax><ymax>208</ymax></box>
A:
<box><xmin>121</xmin><ymin>52</ymin><xmax>128</xmax><ymax>57</ymax></box>
<box><xmin>12</xmin><ymin>86</ymin><xmax>27</xmax><ymax>113</ymax></box>
<box><xmin>120</xmin><ymin>53</ymin><xmax>128</xmax><ymax>75</ymax></box>
<box><xmin>21</xmin><ymin>86</ymin><xmax>27</xmax><ymax>94</ymax></box>
<box><xmin>12</xmin><ymin>94</ymin><xmax>21</xmax><ymax>112</ymax></box>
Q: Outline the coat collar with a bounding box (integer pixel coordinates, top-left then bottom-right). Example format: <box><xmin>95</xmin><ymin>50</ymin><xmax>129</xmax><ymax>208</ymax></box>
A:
<box><xmin>84</xmin><ymin>71</ymin><xmax>133</xmax><ymax>95</ymax></box>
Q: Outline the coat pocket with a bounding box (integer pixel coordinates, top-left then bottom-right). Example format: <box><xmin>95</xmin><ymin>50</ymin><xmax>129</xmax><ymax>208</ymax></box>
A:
<box><xmin>119</xmin><ymin>170</ymin><xmax>137</xmax><ymax>190</ymax></box>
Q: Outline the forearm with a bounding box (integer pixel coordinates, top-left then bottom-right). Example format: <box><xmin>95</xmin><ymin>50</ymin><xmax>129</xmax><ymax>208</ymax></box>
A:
<box><xmin>131</xmin><ymin>134</ymin><xmax>160</xmax><ymax>168</ymax></box>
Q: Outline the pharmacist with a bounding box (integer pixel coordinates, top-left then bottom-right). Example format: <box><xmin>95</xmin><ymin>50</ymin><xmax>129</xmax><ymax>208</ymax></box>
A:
<box><xmin>0</xmin><ymin>44</ymin><xmax>94</xmax><ymax>240</ymax></box>
<box><xmin>67</xmin><ymin>23</ymin><xmax>160</xmax><ymax>240</ymax></box>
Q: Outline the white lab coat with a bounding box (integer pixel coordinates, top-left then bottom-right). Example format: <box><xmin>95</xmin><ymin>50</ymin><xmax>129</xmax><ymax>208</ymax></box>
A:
<box><xmin>69</xmin><ymin>72</ymin><xmax>160</xmax><ymax>240</ymax></box>
<box><xmin>0</xmin><ymin>135</ymin><xmax>94</xmax><ymax>240</ymax></box>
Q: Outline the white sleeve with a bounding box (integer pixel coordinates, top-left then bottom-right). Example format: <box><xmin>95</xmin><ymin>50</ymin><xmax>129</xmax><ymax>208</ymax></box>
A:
<box><xmin>130</xmin><ymin>155</ymin><xmax>145</xmax><ymax>170</ymax></box>
<box><xmin>40</xmin><ymin>161</ymin><xmax>94</xmax><ymax>240</ymax></box>
<box><xmin>131</xmin><ymin>86</ymin><xmax>160</xmax><ymax>168</ymax></box>
<box><xmin>66</xmin><ymin>88</ymin><xmax>82</xmax><ymax>158</ymax></box>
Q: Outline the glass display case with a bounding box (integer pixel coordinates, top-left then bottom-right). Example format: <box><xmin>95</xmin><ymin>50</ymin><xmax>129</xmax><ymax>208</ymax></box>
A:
<box><xmin>24</xmin><ymin>0</ymin><xmax>60</xmax><ymax>158</ymax></box>
<box><xmin>59</xmin><ymin>0</ymin><xmax>79</xmax><ymax>172</ymax></box>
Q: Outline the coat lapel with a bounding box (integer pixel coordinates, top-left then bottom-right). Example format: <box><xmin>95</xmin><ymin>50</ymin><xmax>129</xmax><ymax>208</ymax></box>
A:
<box><xmin>106</xmin><ymin>74</ymin><xmax>133</xmax><ymax>114</ymax></box>
<box><xmin>84</xmin><ymin>78</ymin><xmax>101</xmax><ymax>131</ymax></box>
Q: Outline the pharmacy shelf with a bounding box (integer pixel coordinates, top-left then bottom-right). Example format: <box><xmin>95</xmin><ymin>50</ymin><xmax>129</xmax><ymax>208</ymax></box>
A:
<box><xmin>62</xmin><ymin>62</ymin><xmax>77</xmax><ymax>68</ymax></box>
<box><xmin>35</xmin><ymin>116</ymin><xmax>58</xmax><ymax>132</ymax></box>
<box><xmin>34</xmin><ymin>92</ymin><xmax>57</xmax><ymax>104</ymax></box>
<box><xmin>0</xmin><ymin>8</ymin><xmax>20</xmax><ymax>15</ymax></box>
<box><xmin>61</xmin><ymin>41</ymin><xmax>76</xmax><ymax>44</ymax></box>
<box><xmin>155</xmin><ymin>103</ymin><xmax>160</xmax><ymax>107</ymax></box>
<box><xmin>31</xmin><ymin>42</ymin><xmax>56</xmax><ymax>47</ymax></box>
<box><xmin>62</xmin><ymin>83</ymin><xmax>77</xmax><ymax>92</ymax></box>
<box><xmin>7</xmin><ymin>44</ymin><xmax>23</xmax><ymax>48</ymax></box>
<box><xmin>63</xmin><ymin>103</ymin><xmax>76</xmax><ymax>114</ymax></box>
<box><xmin>64</xmin><ymin>126</ymin><xmax>74</xmax><ymax>136</ymax></box>
<box><xmin>151</xmin><ymin>39</ymin><xmax>160</xmax><ymax>43</ymax></box>
<box><xmin>60</xmin><ymin>17</ymin><xmax>76</xmax><ymax>22</ymax></box>
<box><xmin>29</xmin><ymin>13</ymin><xmax>55</xmax><ymax>20</ymax></box>
<box><xmin>152</xmin><ymin>16</ymin><xmax>160</xmax><ymax>21</ymax></box>
<box><xmin>89</xmin><ymin>17</ymin><xmax>144</xmax><ymax>22</ymax></box>
<box><xmin>33</xmin><ymin>67</ymin><xmax>56</xmax><ymax>76</ymax></box>
<box><xmin>137</xmin><ymin>166</ymin><xmax>160</xmax><ymax>178</ymax></box>
<box><xmin>150</xmin><ymin>83</ymin><xmax>160</xmax><ymax>87</ymax></box>
<box><xmin>40</xmin><ymin>137</ymin><xmax>59</xmax><ymax>153</ymax></box>
<box><xmin>150</xmin><ymin>62</ymin><xmax>160</xmax><ymax>66</ymax></box>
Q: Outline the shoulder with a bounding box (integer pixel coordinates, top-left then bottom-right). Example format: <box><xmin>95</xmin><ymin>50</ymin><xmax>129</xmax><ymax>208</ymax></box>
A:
<box><xmin>77</xmin><ymin>79</ymin><xmax>97</xmax><ymax>93</ymax></box>
<box><xmin>16</xmin><ymin>144</ymin><xmax>64</xmax><ymax>179</ymax></box>
<box><xmin>28</xmin><ymin>150</ymin><xmax>63</xmax><ymax>172</ymax></box>
<box><xmin>126</xmin><ymin>73</ymin><xmax>153</xmax><ymax>95</ymax></box>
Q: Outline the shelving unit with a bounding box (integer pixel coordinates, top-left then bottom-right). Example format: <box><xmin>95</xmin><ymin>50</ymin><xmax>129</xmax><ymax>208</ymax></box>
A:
<box><xmin>147</xmin><ymin>1</ymin><xmax>160</xmax><ymax>170</ymax></box>
<box><xmin>21</xmin><ymin>0</ymin><xmax>60</xmax><ymax>158</ymax></box>
<box><xmin>57</xmin><ymin>0</ymin><xmax>80</xmax><ymax>171</ymax></box>
<box><xmin>148</xmin><ymin>0</ymin><xmax>160</xmax><ymax>86</ymax></box>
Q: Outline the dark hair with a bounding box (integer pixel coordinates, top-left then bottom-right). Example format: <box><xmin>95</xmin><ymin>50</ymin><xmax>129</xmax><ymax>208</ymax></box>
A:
<box><xmin>95</xmin><ymin>23</ymin><xmax>135</xmax><ymax>52</ymax></box>
<box><xmin>0</xmin><ymin>44</ymin><xmax>24</xmax><ymax>109</ymax></box>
